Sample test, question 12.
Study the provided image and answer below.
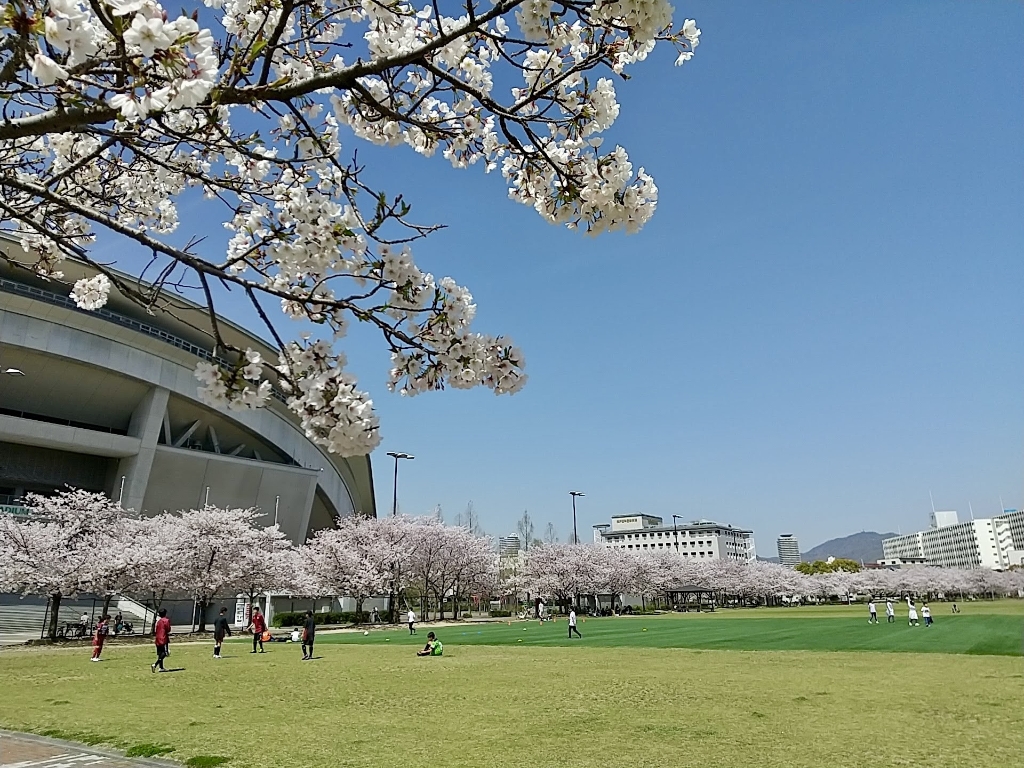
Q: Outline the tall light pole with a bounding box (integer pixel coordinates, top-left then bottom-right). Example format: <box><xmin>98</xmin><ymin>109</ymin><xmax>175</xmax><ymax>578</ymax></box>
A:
<box><xmin>672</xmin><ymin>514</ymin><xmax>682</xmax><ymax>552</ymax></box>
<box><xmin>569</xmin><ymin>491</ymin><xmax>585</xmax><ymax>544</ymax></box>
<box><xmin>387</xmin><ymin>452</ymin><xmax>415</xmax><ymax>516</ymax></box>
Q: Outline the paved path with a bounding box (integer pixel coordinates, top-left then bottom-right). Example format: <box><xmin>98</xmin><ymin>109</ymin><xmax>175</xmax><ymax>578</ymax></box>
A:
<box><xmin>0</xmin><ymin>731</ymin><xmax>175</xmax><ymax>767</ymax></box>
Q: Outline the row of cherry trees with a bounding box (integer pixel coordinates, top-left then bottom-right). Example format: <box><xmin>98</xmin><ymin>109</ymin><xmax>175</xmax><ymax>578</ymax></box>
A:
<box><xmin>518</xmin><ymin>544</ymin><xmax>1024</xmax><ymax>610</ymax></box>
<box><xmin>3</xmin><ymin>490</ymin><xmax>1022</xmax><ymax>639</ymax></box>
<box><xmin>0</xmin><ymin>489</ymin><xmax>497</xmax><ymax>636</ymax></box>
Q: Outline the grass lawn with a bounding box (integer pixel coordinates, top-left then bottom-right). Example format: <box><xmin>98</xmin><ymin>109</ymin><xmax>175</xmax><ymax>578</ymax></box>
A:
<box><xmin>323</xmin><ymin>602</ymin><xmax>1024</xmax><ymax>656</ymax></box>
<box><xmin>0</xmin><ymin>604</ymin><xmax>1022</xmax><ymax>768</ymax></box>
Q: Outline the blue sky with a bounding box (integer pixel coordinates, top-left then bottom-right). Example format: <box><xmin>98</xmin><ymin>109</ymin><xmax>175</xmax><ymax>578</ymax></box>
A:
<box><xmin>125</xmin><ymin>2</ymin><xmax>1024</xmax><ymax>550</ymax></box>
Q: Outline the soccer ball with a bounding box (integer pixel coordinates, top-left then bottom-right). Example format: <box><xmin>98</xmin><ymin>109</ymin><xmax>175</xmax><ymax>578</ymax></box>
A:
<box><xmin>363</xmin><ymin>630</ymin><xmax>369</xmax><ymax>636</ymax></box>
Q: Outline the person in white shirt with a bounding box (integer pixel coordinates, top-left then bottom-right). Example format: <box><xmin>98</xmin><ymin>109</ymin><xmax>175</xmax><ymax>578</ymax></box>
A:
<box><xmin>537</xmin><ymin>600</ymin><xmax>546</xmax><ymax>622</ymax></box>
<box><xmin>906</xmin><ymin>597</ymin><xmax>919</xmax><ymax>626</ymax></box>
<box><xmin>568</xmin><ymin>609</ymin><xmax>582</xmax><ymax>639</ymax></box>
<box><xmin>921</xmin><ymin>602</ymin><xmax>932</xmax><ymax>627</ymax></box>
<box><xmin>868</xmin><ymin>600</ymin><xmax>878</xmax><ymax>624</ymax></box>
<box><xmin>290</xmin><ymin>628</ymin><xmax>301</xmax><ymax>643</ymax></box>
<box><xmin>407</xmin><ymin>609</ymin><xmax>416</xmax><ymax>635</ymax></box>
<box><xmin>885</xmin><ymin>600</ymin><xmax>895</xmax><ymax>624</ymax></box>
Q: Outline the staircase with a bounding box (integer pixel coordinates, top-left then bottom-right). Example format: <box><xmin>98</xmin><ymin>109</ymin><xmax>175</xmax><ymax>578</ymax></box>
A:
<box><xmin>0</xmin><ymin>594</ymin><xmax>152</xmax><ymax>645</ymax></box>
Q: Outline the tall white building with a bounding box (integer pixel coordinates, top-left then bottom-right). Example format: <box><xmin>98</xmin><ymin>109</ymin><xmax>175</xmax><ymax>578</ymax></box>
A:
<box><xmin>593</xmin><ymin>515</ymin><xmax>756</xmax><ymax>562</ymax></box>
<box><xmin>776</xmin><ymin>534</ymin><xmax>801</xmax><ymax>567</ymax></box>
<box><xmin>883</xmin><ymin>511</ymin><xmax>1023</xmax><ymax>570</ymax></box>
<box><xmin>995</xmin><ymin>509</ymin><xmax>1024</xmax><ymax>568</ymax></box>
<box><xmin>498</xmin><ymin>533</ymin><xmax>522</xmax><ymax>558</ymax></box>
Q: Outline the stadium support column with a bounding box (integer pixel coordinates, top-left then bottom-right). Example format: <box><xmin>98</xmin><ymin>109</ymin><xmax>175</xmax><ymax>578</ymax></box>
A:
<box><xmin>116</xmin><ymin>386</ymin><xmax>170</xmax><ymax>512</ymax></box>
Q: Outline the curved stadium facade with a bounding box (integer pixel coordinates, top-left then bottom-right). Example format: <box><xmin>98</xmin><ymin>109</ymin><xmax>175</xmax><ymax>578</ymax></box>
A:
<box><xmin>0</xmin><ymin>234</ymin><xmax>375</xmax><ymax>542</ymax></box>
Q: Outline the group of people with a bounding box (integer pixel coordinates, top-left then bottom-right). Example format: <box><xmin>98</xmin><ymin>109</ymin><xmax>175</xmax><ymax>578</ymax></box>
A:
<box><xmin>867</xmin><ymin>597</ymin><xmax>943</xmax><ymax>626</ymax></box>
<box><xmin>88</xmin><ymin>603</ymin><xmax>449</xmax><ymax>668</ymax></box>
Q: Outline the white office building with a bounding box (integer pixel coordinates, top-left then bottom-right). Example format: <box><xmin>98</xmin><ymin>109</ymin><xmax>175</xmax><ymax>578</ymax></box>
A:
<box><xmin>883</xmin><ymin>509</ymin><xmax>1024</xmax><ymax>570</ymax></box>
<box><xmin>593</xmin><ymin>514</ymin><xmax>756</xmax><ymax>562</ymax></box>
<box><xmin>776</xmin><ymin>534</ymin><xmax>801</xmax><ymax>567</ymax></box>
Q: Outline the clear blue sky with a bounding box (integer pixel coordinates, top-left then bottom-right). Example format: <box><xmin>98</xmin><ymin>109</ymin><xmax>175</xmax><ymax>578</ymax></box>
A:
<box><xmin>141</xmin><ymin>2</ymin><xmax>1024</xmax><ymax>550</ymax></box>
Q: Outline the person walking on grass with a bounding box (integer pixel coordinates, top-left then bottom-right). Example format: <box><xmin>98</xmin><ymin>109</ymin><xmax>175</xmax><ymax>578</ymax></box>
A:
<box><xmin>151</xmin><ymin>608</ymin><xmax>171</xmax><ymax>673</ymax></box>
<box><xmin>301</xmin><ymin>610</ymin><xmax>316</xmax><ymax>660</ymax></box>
<box><xmin>407</xmin><ymin>608</ymin><xmax>416</xmax><ymax>635</ymax></box>
<box><xmin>886</xmin><ymin>600</ymin><xmax>895</xmax><ymax>624</ymax></box>
<box><xmin>90</xmin><ymin>614</ymin><xmax>110</xmax><ymax>661</ymax></box>
<box><xmin>921</xmin><ymin>602</ymin><xmax>933</xmax><ymax>627</ymax></box>
<box><xmin>906</xmin><ymin>597</ymin><xmax>920</xmax><ymax>626</ymax></box>
<box><xmin>568</xmin><ymin>609</ymin><xmax>582</xmax><ymax>639</ymax></box>
<box><xmin>213</xmin><ymin>607</ymin><xmax>231</xmax><ymax>658</ymax></box>
<box><xmin>249</xmin><ymin>606</ymin><xmax>267</xmax><ymax>653</ymax></box>
<box><xmin>868</xmin><ymin>600</ymin><xmax>878</xmax><ymax>624</ymax></box>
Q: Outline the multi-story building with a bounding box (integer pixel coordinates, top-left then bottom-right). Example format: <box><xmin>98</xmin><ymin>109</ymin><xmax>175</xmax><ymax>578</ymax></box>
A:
<box><xmin>994</xmin><ymin>509</ymin><xmax>1024</xmax><ymax>568</ymax></box>
<box><xmin>498</xmin><ymin>533</ymin><xmax>522</xmax><ymax>558</ymax></box>
<box><xmin>776</xmin><ymin>534</ymin><xmax>801</xmax><ymax>567</ymax></box>
<box><xmin>883</xmin><ymin>517</ymin><xmax>1005</xmax><ymax>570</ymax></box>
<box><xmin>593</xmin><ymin>514</ymin><xmax>756</xmax><ymax>562</ymax></box>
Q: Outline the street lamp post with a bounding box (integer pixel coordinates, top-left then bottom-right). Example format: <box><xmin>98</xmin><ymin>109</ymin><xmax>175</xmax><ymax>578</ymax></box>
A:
<box><xmin>386</xmin><ymin>452</ymin><xmax>415</xmax><ymax>517</ymax></box>
<box><xmin>569</xmin><ymin>491</ymin><xmax>585</xmax><ymax>544</ymax></box>
<box><xmin>672</xmin><ymin>514</ymin><xmax>682</xmax><ymax>553</ymax></box>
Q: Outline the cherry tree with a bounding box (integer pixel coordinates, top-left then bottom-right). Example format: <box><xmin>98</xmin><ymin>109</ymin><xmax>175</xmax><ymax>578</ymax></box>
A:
<box><xmin>520</xmin><ymin>543</ymin><xmax>605</xmax><ymax>610</ymax></box>
<box><xmin>132</xmin><ymin>512</ymin><xmax>189</xmax><ymax>632</ymax></box>
<box><xmin>0</xmin><ymin>488</ymin><xmax>126</xmax><ymax>639</ymax></box>
<box><xmin>406</xmin><ymin>517</ymin><xmax>495</xmax><ymax>619</ymax></box>
<box><xmin>160</xmin><ymin>504</ymin><xmax>274</xmax><ymax>631</ymax></box>
<box><xmin>0</xmin><ymin>0</ymin><xmax>702</xmax><ymax>453</ymax></box>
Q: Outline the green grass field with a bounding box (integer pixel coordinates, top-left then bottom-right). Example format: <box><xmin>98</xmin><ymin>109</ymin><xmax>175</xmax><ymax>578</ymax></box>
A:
<box><xmin>322</xmin><ymin>602</ymin><xmax>1024</xmax><ymax>656</ymax></box>
<box><xmin>1</xmin><ymin>603</ymin><xmax>1022</xmax><ymax>768</ymax></box>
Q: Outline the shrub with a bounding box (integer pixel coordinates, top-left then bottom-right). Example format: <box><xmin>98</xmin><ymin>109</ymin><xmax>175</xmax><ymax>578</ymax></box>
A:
<box><xmin>489</xmin><ymin>609</ymin><xmax>512</xmax><ymax>617</ymax></box>
<box><xmin>186</xmin><ymin>756</ymin><xmax>230</xmax><ymax>767</ymax></box>
<box><xmin>271</xmin><ymin>611</ymin><xmax>369</xmax><ymax>627</ymax></box>
<box><xmin>126</xmin><ymin>744</ymin><xmax>175</xmax><ymax>757</ymax></box>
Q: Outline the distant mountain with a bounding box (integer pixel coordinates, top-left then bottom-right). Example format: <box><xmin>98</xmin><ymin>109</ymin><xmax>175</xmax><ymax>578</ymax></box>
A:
<box><xmin>758</xmin><ymin>532</ymin><xmax>898</xmax><ymax>565</ymax></box>
<box><xmin>802</xmin><ymin>532</ymin><xmax>897</xmax><ymax>564</ymax></box>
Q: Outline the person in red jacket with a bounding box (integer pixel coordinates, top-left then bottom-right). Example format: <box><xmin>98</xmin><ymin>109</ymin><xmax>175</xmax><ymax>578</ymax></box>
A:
<box><xmin>90</xmin><ymin>614</ymin><xmax>110</xmax><ymax>661</ymax></box>
<box><xmin>151</xmin><ymin>608</ymin><xmax>171</xmax><ymax>673</ymax></box>
<box><xmin>248</xmin><ymin>606</ymin><xmax>267</xmax><ymax>654</ymax></box>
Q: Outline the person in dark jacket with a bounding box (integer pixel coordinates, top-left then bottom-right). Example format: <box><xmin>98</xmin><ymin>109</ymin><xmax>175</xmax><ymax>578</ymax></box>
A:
<box><xmin>213</xmin><ymin>607</ymin><xmax>232</xmax><ymax>658</ymax></box>
<box><xmin>151</xmin><ymin>608</ymin><xmax>171</xmax><ymax>673</ymax></box>
<box><xmin>301</xmin><ymin>610</ymin><xmax>316</xmax><ymax>660</ymax></box>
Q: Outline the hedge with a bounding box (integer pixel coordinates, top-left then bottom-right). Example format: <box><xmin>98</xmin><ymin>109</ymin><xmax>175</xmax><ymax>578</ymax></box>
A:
<box><xmin>489</xmin><ymin>609</ymin><xmax>512</xmax><ymax>617</ymax></box>
<box><xmin>272</xmin><ymin>611</ymin><xmax>369</xmax><ymax>627</ymax></box>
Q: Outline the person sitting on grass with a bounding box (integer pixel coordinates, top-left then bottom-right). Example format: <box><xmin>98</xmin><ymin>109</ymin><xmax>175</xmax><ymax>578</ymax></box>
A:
<box><xmin>416</xmin><ymin>631</ymin><xmax>443</xmax><ymax>657</ymax></box>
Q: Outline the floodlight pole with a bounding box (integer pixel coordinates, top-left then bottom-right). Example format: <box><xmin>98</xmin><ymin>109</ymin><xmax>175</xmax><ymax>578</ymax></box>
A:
<box><xmin>672</xmin><ymin>514</ymin><xmax>682</xmax><ymax>553</ymax></box>
<box><xmin>387</xmin><ymin>452</ymin><xmax>415</xmax><ymax>517</ymax></box>
<box><xmin>569</xmin><ymin>491</ymin><xmax>585</xmax><ymax>545</ymax></box>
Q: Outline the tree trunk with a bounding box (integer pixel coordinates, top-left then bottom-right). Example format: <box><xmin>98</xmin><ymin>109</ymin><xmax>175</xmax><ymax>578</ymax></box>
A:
<box><xmin>197</xmin><ymin>598</ymin><xmax>209</xmax><ymax>632</ymax></box>
<box><xmin>101</xmin><ymin>594</ymin><xmax>113</xmax><ymax>617</ymax></box>
<box><xmin>47</xmin><ymin>593</ymin><xmax>62</xmax><ymax>640</ymax></box>
<box><xmin>355</xmin><ymin>597</ymin><xmax>363</xmax><ymax>623</ymax></box>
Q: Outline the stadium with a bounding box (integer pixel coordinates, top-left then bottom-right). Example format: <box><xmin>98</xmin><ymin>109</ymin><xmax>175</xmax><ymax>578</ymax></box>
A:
<box><xmin>0</xmin><ymin>233</ymin><xmax>376</xmax><ymax>543</ymax></box>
